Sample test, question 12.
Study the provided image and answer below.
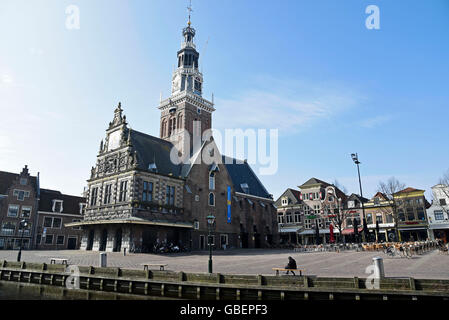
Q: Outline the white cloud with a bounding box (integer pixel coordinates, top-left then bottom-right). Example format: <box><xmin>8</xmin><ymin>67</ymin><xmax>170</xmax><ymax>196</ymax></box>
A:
<box><xmin>1</xmin><ymin>74</ymin><xmax>12</xmax><ymax>84</ymax></box>
<box><xmin>213</xmin><ymin>76</ymin><xmax>361</xmax><ymax>135</ymax></box>
<box><xmin>359</xmin><ymin>115</ymin><xmax>393</xmax><ymax>128</ymax></box>
<box><xmin>0</xmin><ymin>135</ymin><xmax>14</xmax><ymax>155</ymax></box>
<box><xmin>29</xmin><ymin>48</ymin><xmax>45</xmax><ymax>56</ymax></box>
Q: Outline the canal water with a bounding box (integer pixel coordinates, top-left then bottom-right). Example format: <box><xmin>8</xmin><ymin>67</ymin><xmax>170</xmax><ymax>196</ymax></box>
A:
<box><xmin>0</xmin><ymin>281</ymin><xmax>171</xmax><ymax>300</ymax></box>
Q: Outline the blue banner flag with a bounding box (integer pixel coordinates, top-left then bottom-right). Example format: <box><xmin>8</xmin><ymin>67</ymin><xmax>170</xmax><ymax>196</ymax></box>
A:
<box><xmin>227</xmin><ymin>186</ymin><xmax>231</xmax><ymax>223</ymax></box>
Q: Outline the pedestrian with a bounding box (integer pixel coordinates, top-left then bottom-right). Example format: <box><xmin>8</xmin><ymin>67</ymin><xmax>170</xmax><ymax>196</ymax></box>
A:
<box><xmin>285</xmin><ymin>256</ymin><xmax>297</xmax><ymax>275</ymax></box>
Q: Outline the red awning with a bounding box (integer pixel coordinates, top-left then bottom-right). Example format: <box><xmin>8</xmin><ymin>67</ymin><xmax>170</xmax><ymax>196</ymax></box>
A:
<box><xmin>341</xmin><ymin>227</ymin><xmax>363</xmax><ymax>235</ymax></box>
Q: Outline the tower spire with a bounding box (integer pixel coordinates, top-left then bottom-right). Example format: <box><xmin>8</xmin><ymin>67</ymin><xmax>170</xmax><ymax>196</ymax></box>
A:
<box><xmin>187</xmin><ymin>0</ymin><xmax>193</xmax><ymax>26</ymax></box>
<box><xmin>170</xmin><ymin>2</ymin><xmax>203</xmax><ymax>97</ymax></box>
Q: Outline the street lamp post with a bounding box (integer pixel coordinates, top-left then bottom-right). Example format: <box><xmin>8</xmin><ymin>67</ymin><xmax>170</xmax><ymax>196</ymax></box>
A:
<box><xmin>351</xmin><ymin>153</ymin><xmax>367</xmax><ymax>243</ymax></box>
<box><xmin>17</xmin><ymin>219</ymin><xmax>27</xmax><ymax>262</ymax></box>
<box><xmin>206</xmin><ymin>215</ymin><xmax>216</xmax><ymax>273</ymax></box>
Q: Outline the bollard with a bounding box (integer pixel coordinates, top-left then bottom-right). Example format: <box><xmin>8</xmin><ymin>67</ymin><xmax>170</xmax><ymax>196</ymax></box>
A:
<box><xmin>99</xmin><ymin>252</ymin><xmax>107</xmax><ymax>268</ymax></box>
<box><xmin>123</xmin><ymin>248</ymin><xmax>126</xmax><ymax>256</ymax></box>
<box><xmin>372</xmin><ymin>256</ymin><xmax>385</xmax><ymax>279</ymax></box>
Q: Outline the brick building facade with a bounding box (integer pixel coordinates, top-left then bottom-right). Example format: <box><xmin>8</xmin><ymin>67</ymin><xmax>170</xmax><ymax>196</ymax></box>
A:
<box><xmin>68</xmin><ymin>18</ymin><xmax>278</xmax><ymax>252</ymax></box>
<box><xmin>0</xmin><ymin>166</ymin><xmax>85</xmax><ymax>250</ymax></box>
<box><xmin>0</xmin><ymin>166</ymin><xmax>38</xmax><ymax>250</ymax></box>
<box><xmin>35</xmin><ymin>189</ymin><xmax>85</xmax><ymax>250</ymax></box>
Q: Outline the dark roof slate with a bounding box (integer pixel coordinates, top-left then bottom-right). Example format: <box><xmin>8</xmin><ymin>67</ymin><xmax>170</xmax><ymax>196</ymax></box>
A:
<box><xmin>274</xmin><ymin>188</ymin><xmax>302</xmax><ymax>207</ymax></box>
<box><xmin>130</xmin><ymin>130</ymin><xmax>183</xmax><ymax>177</ymax></box>
<box><xmin>0</xmin><ymin>171</ymin><xmax>38</xmax><ymax>195</ymax></box>
<box><xmin>346</xmin><ymin>193</ymin><xmax>369</xmax><ymax>203</ymax></box>
<box><xmin>0</xmin><ymin>171</ymin><xmax>18</xmax><ymax>194</ymax></box>
<box><xmin>299</xmin><ymin>177</ymin><xmax>331</xmax><ymax>188</ymax></box>
<box><xmin>222</xmin><ymin>156</ymin><xmax>271</xmax><ymax>199</ymax></box>
<box><xmin>38</xmin><ymin>189</ymin><xmax>85</xmax><ymax>215</ymax></box>
<box><xmin>120</xmin><ymin>129</ymin><xmax>273</xmax><ymax>200</ymax></box>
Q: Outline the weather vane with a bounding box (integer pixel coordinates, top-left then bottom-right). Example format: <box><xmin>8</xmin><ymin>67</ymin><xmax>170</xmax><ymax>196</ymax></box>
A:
<box><xmin>187</xmin><ymin>0</ymin><xmax>193</xmax><ymax>26</ymax></box>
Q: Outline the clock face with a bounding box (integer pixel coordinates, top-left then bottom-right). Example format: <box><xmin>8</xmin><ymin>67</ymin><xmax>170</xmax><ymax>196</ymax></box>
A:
<box><xmin>108</xmin><ymin>130</ymin><xmax>121</xmax><ymax>151</ymax></box>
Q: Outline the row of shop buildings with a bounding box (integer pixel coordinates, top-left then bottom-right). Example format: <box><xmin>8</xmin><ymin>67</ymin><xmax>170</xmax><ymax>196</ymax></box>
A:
<box><xmin>276</xmin><ymin>178</ymin><xmax>449</xmax><ymax>244</ymax></box>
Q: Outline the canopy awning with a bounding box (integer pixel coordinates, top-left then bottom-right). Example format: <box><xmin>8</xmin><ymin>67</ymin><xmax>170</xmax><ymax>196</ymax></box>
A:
<box><xmin>341</xmin><ymin>227</ymin><xmax>363</xmax><ymax>235</ymax></box>
<box><xmin>429</xmin><ymin>224</ymin><xmax>449</xmax><ymax>230</ymax></box>
<box><xmin>65</xmin><ymin>218</ymin><xmax>194</xmax><ymax>229</ymax></box>
<box><xmin>398</xmin><ymin>227</ymin><xmax>428</xmax><ymax>231</ymax></box>
<box><xmin>279</xmin><ymin>227</ymin><xmax>300</xmax><ymax>233</ymax></box>
<box><xmin>298</xmin><ymin>229</ymin><xmax>332</xmax><ymax>235</ymax></box>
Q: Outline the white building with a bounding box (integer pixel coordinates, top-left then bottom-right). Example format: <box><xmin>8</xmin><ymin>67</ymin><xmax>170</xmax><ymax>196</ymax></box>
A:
<box><xmin>427</xmin><ymin>184</ymin><xmax>449</xmax><ymax>243</ymax></box>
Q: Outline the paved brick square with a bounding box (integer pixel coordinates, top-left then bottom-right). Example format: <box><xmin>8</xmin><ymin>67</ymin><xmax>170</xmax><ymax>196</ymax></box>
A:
<box><xmin>0</xmin><ymin>249</ymin><xmax>448</xmax><ymax>279</ymax></box>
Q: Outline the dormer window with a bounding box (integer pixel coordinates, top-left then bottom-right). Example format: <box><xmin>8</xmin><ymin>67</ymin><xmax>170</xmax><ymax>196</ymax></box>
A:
<box><xmin>374</xmin><ymin>197</ymin><xmax>380</xmax><ymax>205</ymax></box>
<box><xmin>52</xmin><ymin>200</ymin><xmax>63</xmax><ymax>213</ymax></box>
<box><xmin>148</xmin><ymin>163</ymin><xmax>157</xmax><ymax>172</ymax></box>
<box><xmin>281</xmin><ymin>197</ymin><xmax>288</xmax><ymax>206</ymax></box>
<box><xmin>241</xmin><ymin>183</ymin><xmax>249</xmax><ymax>194</ymax></box>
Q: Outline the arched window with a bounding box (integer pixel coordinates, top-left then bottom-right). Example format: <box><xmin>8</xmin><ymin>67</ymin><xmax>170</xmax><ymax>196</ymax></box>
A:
<box><xmin>209</xmin><ymin>193</ymin><xmax>215</xmax><ymax>206</ymax></box>
<box><xmin>161</xmin><ymin>120</ymin><xmax>167</xmax><ymax>137</ymax></box>
<box><xmin>177</xmin><ymin>114</ymin><xmax>183</xmax><ymax>129</ymax></box>
<box><xmin>168</xmin><ymin>118</ymin><xmax>176</xmax><ymax>136</ymax></box>
<box><xmin>209</xmin><ymin>172</ymin><xmax>215</xmax><ymax>190</ymax></box>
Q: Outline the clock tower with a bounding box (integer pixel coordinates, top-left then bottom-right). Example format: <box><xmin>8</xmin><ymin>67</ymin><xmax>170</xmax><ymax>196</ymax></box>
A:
<box><xmin>158</xmin><ymin>16</ymin><xmax>214</xmax><ymax>158</ymax></box>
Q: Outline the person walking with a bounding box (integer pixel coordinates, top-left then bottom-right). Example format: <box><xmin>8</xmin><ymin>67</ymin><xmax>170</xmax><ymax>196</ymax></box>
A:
<box><xmin>285</xmin><ymin>256</ymin><xmax>297</xmax><ymax>275</ymax></box>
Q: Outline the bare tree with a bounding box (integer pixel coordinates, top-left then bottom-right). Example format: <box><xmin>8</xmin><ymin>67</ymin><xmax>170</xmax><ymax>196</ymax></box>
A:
<box><xmin>438</xmin><ymin>169</ymin><xmax>449</xmax><ymax>196</ymax></box>
<box><xmin>378</xmin><ymin>177</ymin><xmax>406</xmax><ymax>241</ymax></box>
<box><xmin>323</xmin><ymin>199</ymin><xmax>349</xmax><ymax>244</ymax></box>
<box><xmin>333</xmin><ymin>179</ymin><xmax>348</xmax><ymax>195</ymax></box>
<box><xmin>434</xmin><ymin>169</ymin><xmax>449</xmax><ymax>214</ymax></box>
<box><xmin>324</xmin><ymin>181</ymin><xmax>349</xmax><ymax>243</ymax></box>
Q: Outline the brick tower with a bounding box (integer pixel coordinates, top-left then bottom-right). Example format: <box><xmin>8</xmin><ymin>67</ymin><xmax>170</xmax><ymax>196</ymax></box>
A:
<box><xmin>158</xmin><ymin>14</ymin><xmax>214</xmax><ymax>158</ymax></box>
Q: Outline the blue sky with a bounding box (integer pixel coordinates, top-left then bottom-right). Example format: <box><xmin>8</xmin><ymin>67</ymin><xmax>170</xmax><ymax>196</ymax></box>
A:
<box><xmin>1</xmin><ymin>0</ymin><xmax>448</xmax><ymax>200</ymax></box>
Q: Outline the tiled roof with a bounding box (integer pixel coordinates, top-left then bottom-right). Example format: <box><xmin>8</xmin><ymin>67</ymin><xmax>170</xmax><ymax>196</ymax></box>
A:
<box><xmin>0</xmin><ymin>171</ymin><xmax>38</xmax><ymax>195</ymax></box>
<box><xmin>130</xmin><ymin>130</ymin><xmax>183</xmax><ymax>177</ymax></box>
<box><xmin>395</xmin><ymin>187</ymin><xmax>425</xmax><ymax>194</ymax></box>
<box><xmin>0</xmin><ymin>171</ymin><xmax>18</xmax><ymax>194</ymax></box>
<box><xmin>274</xmin><ymin>188</ymin><xmax>302</xmax><ymax>207</ymax></box>
<box><xmin>299</xmin><ymin>177</ymin><xmax>331</xmax><ymax>188</ymax></box>
<box><xmin>289</xmin><ymin>189</ymin><xmax>302</xmax><ymax>202</ymax></box>
<box><xmin>347</xmin><ymin>193</ymin><xmax>369</xmax><ymax>203</ymax></box>
<box><xmin>222</xmin><ymin>156</ymin><xmax>271</xmax><ymax>199</ymax></box>
<box><xmin>38</xmin><ymin>189</ymin><xmax>85</xmax><ymax>215</ymax></box>
<box><xmin>372</xmin><ymin>192</ymin><xmax>389</xmax><ymax>200</ymax></box>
